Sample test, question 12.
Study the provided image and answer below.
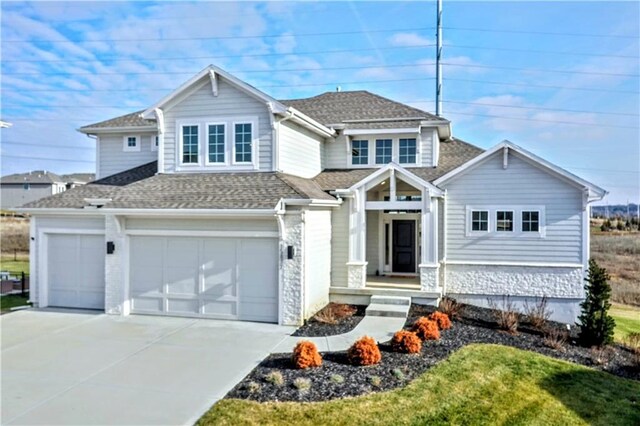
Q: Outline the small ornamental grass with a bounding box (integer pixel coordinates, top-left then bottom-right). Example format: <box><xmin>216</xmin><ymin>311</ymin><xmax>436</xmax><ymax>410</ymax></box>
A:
<box><xmin>428</xmin><ymin>311</ymin><xmax>452</xmax><ymax>330</ymax></box>
<box><xmin>292</xmin><ymin>340</ymin><xmax>322</xmax><ymax>369</ymax></box>
<box><xmin>264</xmin><ymin>371</ymin><xmax>285</xmax><ymax>387</ymax></box>
<box><xmin>391</xmin><ymin>330</ymin><xmax>422</xmax><ymax>354</ymax></box>
<box><xmin>368</xmin><ymin>375</ymin><xmax>382</xmax><ymax>388</ymax></box>
<box><xmin>313</xmin><ymin>303</ymin><xmax>357</xmax><ymax>325</ymax></box>
<box><xmin>413</xmin><ymin>317</ymin><xmax>440</xmax><ymax>341</ymax></box>
<box><xmin>330</xmin><ymin>374</ymin><xmax>345</xmax><ymax>384</ymax></box>
<box><xmin>347</xmin><ymin>336</ymin><xmax>381</xmax><ymax>366</ymax></box>
<box><xmin>438</xmin><ymin>296</ymin><xmax>464</xmax><ymax>319</ymax></box>
<box><xmin>293</xmin><ymin>377</ymin><xmax>312</xmax><ymax>392</ymax></box>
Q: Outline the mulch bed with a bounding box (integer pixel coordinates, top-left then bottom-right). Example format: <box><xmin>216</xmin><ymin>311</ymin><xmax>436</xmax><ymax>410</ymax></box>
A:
<box><xmin>226</xmin><ymin>303</ymin><xmax>639</xmax><ymax>402</ymax></box>
<box><xmin>292</xmin><ymin>305</ymin><xmax>367</xmax><ymax>337</ymax></box>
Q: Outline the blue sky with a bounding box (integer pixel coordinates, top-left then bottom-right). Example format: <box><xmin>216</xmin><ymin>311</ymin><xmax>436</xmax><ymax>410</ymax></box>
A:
<box><xmin>1</xmin><ymin>1</ymin><xmax>638</xmax><ymax>204</ymax></box>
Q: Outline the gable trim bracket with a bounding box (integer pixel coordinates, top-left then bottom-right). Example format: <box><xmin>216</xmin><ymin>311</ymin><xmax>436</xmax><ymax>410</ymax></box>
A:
<box><xmin>209</xmin><ymin>70</ymin><xmax>218</xmax><ymax>97</ymax></box>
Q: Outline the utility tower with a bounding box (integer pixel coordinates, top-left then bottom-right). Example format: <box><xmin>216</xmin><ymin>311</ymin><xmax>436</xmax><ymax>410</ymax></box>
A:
<box><xmin>435</xmin><ymin>0</ymin><xmax>443</xmax><ymax>116</ymax></box>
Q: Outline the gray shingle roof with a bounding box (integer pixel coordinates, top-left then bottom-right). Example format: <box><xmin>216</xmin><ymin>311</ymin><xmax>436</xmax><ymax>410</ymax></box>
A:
<box><xmin>80</xmin><ymin>111</ymin><xmax>156</xmax><ymax>130</ymax></box>
<box><xmin>21</xmin><ymin>162</ymin><xmax>335</xmax><ymax>210</ymax></box>
<box><xmin>314</xmin><ymin>138</ymin><xmax>484</xmax><ymax>190</ymax></box>
<box><xmin>1</xmin><ymin>170</ymin><xmax>65</xmax><ymax>184</ymax></box>
<box><xmin>280</xmin><ymin>91</ymin><xmax>444</xmax><ymax>126</ymax></box>
<box><xmin>61</xmin><ymin>173</ymin><xmax>95</xmax><ymax>184</ymax></box>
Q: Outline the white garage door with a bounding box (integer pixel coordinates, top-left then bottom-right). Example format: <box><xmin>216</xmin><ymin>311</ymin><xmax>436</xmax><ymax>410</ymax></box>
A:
<box><xmin>129</xmin><ymin>236</ymin><xmax>279</xmax><ymax>323</ymax></box>
<box><xmin>47</xmin><ymin>234</ymin><xmax>105</xmax><ymax>310</ymax></box>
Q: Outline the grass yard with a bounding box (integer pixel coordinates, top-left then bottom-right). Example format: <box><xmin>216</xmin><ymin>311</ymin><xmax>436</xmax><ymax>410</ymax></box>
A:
<box><xmin>0</xmin><ymin>294</ymin><xmax>31</xmax><ymax>313</ymax></box>
<box><xmin>591</xmin><ymin>232</ymin><xmax>640</xmax><ymax>306</ymax></box>
<box><xmin>199</xmin><ymin>344</ymin><xmax>640</xmax><ymax>426</ymax></box>
<box><xmin>611</xmin><ymin>303</ymin><xmax>640</xmax><ymax>342</ymax></box>
<box><xmin>0</xmin><ymin>255</ymin><xmax>29</xmax><ymax>275</ymax></box>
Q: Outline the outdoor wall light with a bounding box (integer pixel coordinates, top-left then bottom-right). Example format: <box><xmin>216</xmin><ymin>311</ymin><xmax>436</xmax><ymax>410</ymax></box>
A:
<box><xmin>106</xmin><ymin>241</ymin><xmax>115</xmax><ymax>254</ymax></box>
<box><xmin>287</xmin><ymin>245</ymin><xmax>295</xmax><ymax>259</ymax></box>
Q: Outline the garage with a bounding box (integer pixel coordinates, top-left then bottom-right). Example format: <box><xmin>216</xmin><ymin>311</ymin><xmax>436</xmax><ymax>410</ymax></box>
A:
<box><xmin>46</xmin><ymin>233</ymin><xmax>106</xmax><ymax>310</ymax></box>
<box><xmin>129</xmin><ymin>235</ymin><xmax>279</xmax><ymax>323</ymax></box>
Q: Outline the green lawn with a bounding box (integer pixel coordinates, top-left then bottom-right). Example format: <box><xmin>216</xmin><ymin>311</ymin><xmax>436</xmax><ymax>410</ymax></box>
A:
<box><xmin>199</xmin><ymin>344</ymin><xmax>640</xmax><ymax>426</ymax></box>
<box><xmin>0</xmin><ymin>294</ymin><xmax>31</xmax><ymax>313</ymax></box>
<box><xmin>611</xmin><ymin>303</ymin><xmax>640</xmax><ymax>342</ymax></box>
<box><xmin>0</xmin><ymin>255</ymin><xmax>29</xmax><ymax>275</ymax></box>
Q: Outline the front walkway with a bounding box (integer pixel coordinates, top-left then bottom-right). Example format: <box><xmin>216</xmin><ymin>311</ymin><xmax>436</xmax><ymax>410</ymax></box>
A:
<box><xmin>1</xmin><ymin>309</ymin><xmax>294</xmax><ymax>425</ymax></box>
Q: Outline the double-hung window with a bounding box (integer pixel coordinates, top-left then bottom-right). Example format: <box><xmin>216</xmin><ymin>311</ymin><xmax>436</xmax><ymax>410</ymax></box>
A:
<box><xmin>399</xmin><ymin>138</ymin><xmax>417</xmax><ymax>164</ymax></box>
<box><xmin>496</xmin><ymin>211</ymin><xmax>514</xmax><ymax>232</ymax></box>
<box><xmin>123</xmin><ymin>135</ymin><xmax>140</xmax><ymax>152</ymax></box>
<box><xmin>471</xmin><ymin>210</ymin><xmax>489</xmax><ymax>231</ymax></box>
<box><xmin>182</xmin><ymin>125</ymin><xmax>199</xmax><ymax>164</ymax></box>
<box><xmin>522</xmin><ymin>211</ymin><xmax>540</xmax><ymax>232</ymax></box>
<box><xmin>352</xmin><ymin>140</ymin><xmax>369</xmax><ymax>165</ymax></box>
<box><xmin>375</xmin><ymin>139</ymin><xmax>392</xmax><ymax>164</ymax></box>
<box><xmin>234</xmin><ymin>123</ymin><xmax>252</xmax><ymax>163</ymax></box>
<box><xmin>208</xmin><ymin>124</ymin><xmax>225</xmax><ymax>164</ymax></box>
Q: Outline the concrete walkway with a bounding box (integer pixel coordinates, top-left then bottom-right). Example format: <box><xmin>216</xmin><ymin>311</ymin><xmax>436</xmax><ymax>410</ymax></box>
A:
<box><xmin>272</xmin><ymin>315</ymin><xmax>407</xmax><ymax>353</ymax></box>
<box><xmin>1</xmin><ymin>309</ymin><xmax>294</xmax><ymax>425</ymax></box>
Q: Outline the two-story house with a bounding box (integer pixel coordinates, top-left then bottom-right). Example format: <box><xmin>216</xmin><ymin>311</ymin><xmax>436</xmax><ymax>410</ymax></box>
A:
<box><xmin>20</xmin><ymin>65</ymin><xmax>606</xmax><ymax>325</ymax></box>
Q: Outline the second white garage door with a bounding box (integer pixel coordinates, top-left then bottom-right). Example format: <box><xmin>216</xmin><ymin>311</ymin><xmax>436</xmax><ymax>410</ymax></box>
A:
<box><xmin>129</xmin><ymin>236</ymin><xmax>279</xmax><ymax>323</ymax></box>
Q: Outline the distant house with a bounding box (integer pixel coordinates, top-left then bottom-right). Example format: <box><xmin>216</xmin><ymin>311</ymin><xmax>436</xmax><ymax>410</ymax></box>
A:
<box><xmin>0</xmin><ymin>171</ymin><xmax>94</xmax><ymax>209</ymax></box>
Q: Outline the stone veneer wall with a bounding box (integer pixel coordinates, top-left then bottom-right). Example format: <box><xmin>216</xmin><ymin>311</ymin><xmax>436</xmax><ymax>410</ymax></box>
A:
<box><xmin>104</xmin><ymin>215</ymin><xmax>125</xmax><ymax>314</ymax></box>
<box><xmin>280</xmin><ymin>212</ymin><xmax>304</xmax><ymax>326</ymax></box>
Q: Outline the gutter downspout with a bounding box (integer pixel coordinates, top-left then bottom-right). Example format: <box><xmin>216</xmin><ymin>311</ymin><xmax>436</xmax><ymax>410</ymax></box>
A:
<box><xmin>442</xmin><ymin>189</ymin><xmax>448</xmax><ymax>295</ymax></box>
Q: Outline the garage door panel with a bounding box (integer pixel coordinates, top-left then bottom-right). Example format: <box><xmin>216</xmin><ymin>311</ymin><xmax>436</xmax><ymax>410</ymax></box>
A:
<box><xmin>238</xmin><ymin>239</ymin><xmax>278</xmax><ymax>322</ymax></box>
<box><xmin>167</xmin><ymin>298</ymin><xmax>199</xmax><ymax>315</ymax></box>
<box><xmin>203</xmin><ymin>300</ymin><xmax>237</xmax><ymax>316</ymax></box>
<box><xmin>47</xmin><ymin>234</ymin><xmax>105</xmax><ymax>310</ymax></box>
<box><xmin>130</xmin><ymin>266</ymin><xmax>163</xmax><ymax>296</ymax></box>
<box><xmin>165</xmin><ymin>268</ymin><xmax>198</xmax><ymax>296</ymax></box>
<box><xmin>131</xmin><ymin>297</ymin><xmax>163</xmax><ymax>312</ymax></box>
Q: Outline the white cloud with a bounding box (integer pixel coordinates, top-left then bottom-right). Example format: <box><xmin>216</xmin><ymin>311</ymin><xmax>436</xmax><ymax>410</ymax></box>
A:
<box><xmin>390</xmin><ymin>32</ymin><xmax>433</xmax><ymax>47</ymax></box>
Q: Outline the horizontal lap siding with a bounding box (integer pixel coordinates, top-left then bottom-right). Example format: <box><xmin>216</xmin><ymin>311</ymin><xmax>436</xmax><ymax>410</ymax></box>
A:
<box><xmin>366</xmin><ymin>210</ymin><xmax>379</xmax><ymax>275</ymax></box>
<box><xmin>324</xmin><ymin>135</ymin><xmax>349</xmax><ymax>169</ymax></box>
<box><xmin>99</xmin><ymin>133</ymin><xmax>157</xmax><ymax>178</ymax></box>
<box><xmin>304</xmin><ymin>210</ymin><xmax>332</xmax><ymax>315</ymax></box>
<box><xmin>279</xmin><ymin>121</ymin><xmax>323</xmax><ymax>178</ymax></box>
<box><xmin>162</xmin><ymin>78</ymin><xmax>272</xmax><ymax>173</ymax></box>
<box><xmin>443</xmin><ymin>152</ymin><xmax>583</xmax><ymax>264</ymax></box>
<box><xmin>420</xmin><ymin>127</ymin><xmax>434</xmax><ymax>166</ymax></box>
<box><xmin>331</xmin><ymin>204</ymin><xmax>349</xmax><ymax>286</ymax></box>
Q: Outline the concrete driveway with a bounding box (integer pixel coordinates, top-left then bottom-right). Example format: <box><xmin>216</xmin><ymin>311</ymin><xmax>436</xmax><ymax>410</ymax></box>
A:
<box><xmin>1</xmin><ymin>309</ymin><xmax>294</xmax><ymax>425</ymax></box>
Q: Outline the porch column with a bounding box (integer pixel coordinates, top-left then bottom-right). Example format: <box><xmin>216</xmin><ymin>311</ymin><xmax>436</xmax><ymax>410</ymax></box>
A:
<box><xmin>419</xmin><ymin>192</ymin><xmax>440</xmax><ymax>292</ymax></box>
<box><xmin>347</xmin><ymin>188</ymin><xmax>367</xmax><ymax>288</ymax></box>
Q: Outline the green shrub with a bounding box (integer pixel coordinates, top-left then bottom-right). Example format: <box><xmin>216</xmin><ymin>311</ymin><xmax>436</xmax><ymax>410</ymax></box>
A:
<box><xmin>578</xmin><ymin>259</ymin><xmax>616</xmax><ymax>347</ymax></box>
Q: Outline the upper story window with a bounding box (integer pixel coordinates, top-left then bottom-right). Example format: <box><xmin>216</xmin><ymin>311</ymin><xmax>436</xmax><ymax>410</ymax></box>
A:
<box><xmin>234</xmin><ymin>123</ymin><xmax>252</xmax><ymax>163</ymax></box>
<box><xmin>23</xmin><ymin>183</ymin><xmax>30</xmax><ymax>191</ymax></box>
<box><xmin>375</xmin><ymin>139</ymin><xmax>392</xmax><ymax>164</ymax></box>
<box><xmin>123</xmin><ymin>135</ymin><xmax>140</xmax><ymax>152</ymax></box>
<box><xmin>399</xmin><ymin>138</ymin><xmax>417</xmax><ymax>164</ymax></box>
<box><xmin>208</xmin><ymin>124</ymin><xmax>226</xmax><ymax>164</ymax></box>
<box><xmin>352</xmin><ymin>140</ymin><xmax>369</xmax><ymax>165</ymax></box>
<box><xmin>182</xmin><ymin>125</ymin><xmax>199</xmax><ymax>164</ymax></box>
<box><xmin>522</xmin><ymin>211</ymin><xmax>540</xmax><ymax>232</ymax></box>
<box><xmin>471</xmin><ymin>210</ymin><xmax>489</xmax><ymax>232</ymax></box>
<box><xmin>496</xmin><ymin>211</ymin><xmax>514</xmax><ymax>232</ymax></box>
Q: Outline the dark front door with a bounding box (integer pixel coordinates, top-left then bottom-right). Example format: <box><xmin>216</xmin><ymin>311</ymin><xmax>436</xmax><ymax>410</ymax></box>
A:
<box><xmin>392</xmin><ymin>220</ymin><xmax>416</xmax><ymax>273</ymax></box>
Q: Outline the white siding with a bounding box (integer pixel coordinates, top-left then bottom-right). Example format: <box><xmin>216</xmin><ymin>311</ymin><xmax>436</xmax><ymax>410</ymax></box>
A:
<box><xmin>125</xmin><ymin>217</ymin><xmax>277</xmax><ymax>232</ymax></box>
<box><xmin>420</xmin><ymin>127</ymin><xmax>435</xmax><ymax>167</ymax></box>
<box><xmin>324</xmin><ymin>134</ymin><xmax>349</xmax><ymax>169</ymax></box>
<box><xmin>442</xmin><ymin>151</ymin><xmax>584</xmax><ymax>264</ymax></box>
<box><xmin>366</xmin><ymin>210</ymin><xmax>380</xmax><ymax>275</ymax></box>
<box><xmin>278</xmin><ymin>120</ymin><xmax>323</xmax><ymax>178</ymax></box>
<box><xmin>330</xmin><ymin>203</ymin><xmax>349</xmax><ymax>287</ymax></box>
<box><xmin>303</xmin><ymin>209</ymin><xmax>332</xmax><ymax>316</ymax></box>
<box><xmin>162</xmin><ymin>78</ymin><xmax>273</xmax><ymax>173</ymax></box>
<box><xmin>1</xmin><ymin>184</ymin><xmax>56</xmax><ymax>209</ymax></box>
<box><xmin>98</xmin><ymin>133</ymin><xmax>157</xmax><ymax>179</ymax></box>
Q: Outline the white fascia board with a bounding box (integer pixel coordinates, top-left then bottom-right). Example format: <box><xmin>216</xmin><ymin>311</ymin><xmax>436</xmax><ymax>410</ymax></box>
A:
<box><xmin>18</xmin><ymin>207</ymin><xmax>277</xmax><ymax>218</ymax></box>
<box><xmin>279</xmin><ymin>198</ymin><xmax>342</xmax><ymax>208</ymax></box>
<box><xmin>344</xmin><ymin>128</ymin><xmax>420</xmax><ymax>136</ymax></box>
<box><xmin>348</xmin><ymin>161</ymin><xmax>444</xmax><ymax>196</ymax></box>
<box><xmin>434</xmin><ymin>140</ymin><xmax>608</xmax><ymax>200</ymax></box>
<box><xmin>78</xmin><ymin>125</ymin><xmax>157</xmax><ymax>135</ymax></box>
<box><xmin>284</xmin><ymin>107</ymin><xmax>335</xmax><ymax>138</ymax></box>
<box><xmin>141</xmin><ymin>65</ymin><xmax>289</xmax><ymax>119</ymax></box>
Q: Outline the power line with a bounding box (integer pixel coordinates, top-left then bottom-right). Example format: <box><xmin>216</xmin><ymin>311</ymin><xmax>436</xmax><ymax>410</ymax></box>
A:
<box><xmin>444</xmin><ymin>26</ymin><xmax>638</xmax><ymax>39</ymax></box>
<box><xmin>444</xmin><ymin>111</ymin><xmax>639</xmax><ymax>129</ymax></box>
<box><xmin>441</xmin><ymin>62</ymin><xmax>639</xmax><ymax>78</ymax></box>
<box><xmin>444</xmin><ymin>77</ymin><xmax>634</xmax><ymax>94</ymax></box>
<box><xmin>2</xmin><ymin>26</ymin><xmax>434</xmax><ymax>43</ymax></box>
<box><xmin>445</xmin><ymin>44</ymin><xmax>639</xmax><ymax>59</ymax></box>
<box><xmin>435</xmin><ymin>100</ymin><xmax>638</xmax><ymax>117</ymax></box>
<box><xmin>0</xmin><ymin>44</ymin><xmax>436</xmax><ymax>63</ymax></box>
<box><xmin>1</xmin><ymin>141</ymin><xmax>94</xmax><ymax>150</ymax></box>
<box><xmin>1</xmin><ymin>154</ymin><xmax>94</xmax><ymax>163</ymax></box>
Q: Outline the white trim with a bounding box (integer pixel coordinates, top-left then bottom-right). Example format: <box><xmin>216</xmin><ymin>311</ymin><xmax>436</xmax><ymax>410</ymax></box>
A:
<box><xmin>431</xmin><ymin>128</ymin><xmax>439</xmax><ymax>167</ymax></box>
<box><xmin>209</xmin><ymin>69</ymin><xmax>218</xmax><ymax>96</ymax></box>
<box><xmin>80</xmin><ymin>125</ymin><xmax>157</xmax><ymax>134</ymax></box>
<box><xmin>29</xmin><ymin>217</ymin><xmax>36</xmax><ymax>304</ymax></box>
<box><xmin>94</xmin><ymin>135</ymin><xmax>101</xmax><ymax>180</ymax></box>
<box><xmin>122</xmin><ymin>135</ymin><xmax>140</xmax><ymax>152</ymax></box>
<box><xmin>348</xmin><ymin>161</ymin><xmax>444</xmax><ymax>197</ymax></box>
<box><xmin>465</xmin><ymin>205</ymin><xmax>546</xmax><ymax>238</ymax></box>
<box><xmin>231</xmin><ymin>119</ymin><xmax>258</xmax><ymax>167</ymax></box>
<box><xmin>204</xmin><ymin>122</ymin><xmax>228</xmax><ymax>166</ymax></box>
<box><xmin>19</xmin><ymin>208</ymin><xmax>276</xmax><ymax>217</ymax></box>
<box><xmin>154</xmin><ymin>108</ymin><xmax>165</xmax><ymax>173</ymax></box>
<box><xmin>345</xmin><ymin>128</ymin><xmax>420</xmax><ymax>136</ymax></box>
<box><xmin>37</xmin><ymin>228</ymin><xmax>105</xmax><ymax>308</ymax></box>
<box><xmin>444</xmin><ymin>260</ymin><xmax>584</xmax><ymax>268</ymax></box>
<box><xmin>150</xmin><ymin>135</ymin><xmax>158</xmax><ymax>152</ymax></box>
<box><xmin>124</xmin><ymin>229</ymin><xmax>279</xmax><ymax>238</ymax></box>
<box><xmin>350</xmin><ymin>139</ymin><xmax>371</xmax><ymax>167</ymax></box>
<box><xmin>434</xmin><ymin>140</ymin><xmax>607</xmax><ymax>201</ymax></box>
<box><xmin>366</xmin><ymin>201</ymin><xmax>422</xmax><ymax>210</ymax></box>
<box><xmin>177</xmin><ymin>121</ymin><xmax>201</xmax><ymax>167</ymax></box>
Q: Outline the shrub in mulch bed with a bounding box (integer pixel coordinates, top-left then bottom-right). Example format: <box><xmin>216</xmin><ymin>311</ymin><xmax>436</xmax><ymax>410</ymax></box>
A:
<box><xmin>413</xmin><ymin>317</ymin><xmax>440</xmax><ymax>340</ymax></box>
<box><xmin>292</xmin><ymin>341</ymin><xmax>322</xmax><ymax>369</ymax></box>
<box><xmin>292</xmin><ymin>304</ymin><xmax>367</xmax><ymax>337</ymax></box>
<box><xmin>429</xmin><ymin>311</ymin><xmax>452</xmax><ymax>330</ymax></box>
<box><xmin>348</xmin><ymin>336</ymin><xmax>382</xmax><ymax>366</ymax></box>
<box><xmin>225</xmin><ymin>303</ymin><xmax>639</xmax><ymax>403</ymax></box>
<box><xmin>391</xmin><ymin>330</ymin><xmax>422</xmax><ymax>354</ymax></box>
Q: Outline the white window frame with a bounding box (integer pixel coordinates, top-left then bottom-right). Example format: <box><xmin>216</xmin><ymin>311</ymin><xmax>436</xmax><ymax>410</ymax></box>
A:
<box><xmin>398</xmin><ymin>137</ymin><xmax>418</xmax><ymax>165</ymax></box>
<box><xmin>468</xmin><ymin>209</ymin><xmax>490</xmax><ymax>234</ymax></box>
<box><xmin>466</xmin><ymin>205</ymin><xmax>546</xmax><ymax>238</ymax></box>
<box><xmin>178</xmin><ymin>122</ymin><xmax>201</xmax><ymax>167</ymax></box>
<box><xmin>232</xmin><ymin>120</ymin><xmax>256</xmax><ymax>165</ymax></box>
<box><xmin>375</xmin><ymin>139</ymin><xmax>393</xmax><ymax>165</ymax></box>
<box><xmin>123</xmin><ymin>135</ymin><xmax>140</xmax><ymax>152</ymax></box>
<box><xmin>350</xmin><ymin>139</ymin><xmax>371</xmax><ymax>167</ymax></box>
<box><xmin>495</xmin><ymin>210</ymin><xmax>515</xmax><ymax>233</ymax></box>
<box><xmin>205</xmin><ymin>122</ymin><xmax>228</xmax><ymax>166</ymax></box>
<box><xmin>151</xmin><ymin>135</ymin><xmax>158</xmax><ymax>152</ymax></box>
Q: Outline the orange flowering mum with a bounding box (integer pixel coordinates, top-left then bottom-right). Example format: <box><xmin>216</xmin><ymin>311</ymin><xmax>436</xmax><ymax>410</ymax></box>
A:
<box><xmin>429</xmin><ymin>311</ymin><xmax>452</xmax><ymax>330</ymax></box>
<box><xmin>348</xmin><ymin>336</ymin><xmax>382</xmax><ymax>366</ymax></box>
<box><xmin>413</xmin><ymin>317</ymin><xmax>440</xmax><ymax>341</ymax></box>
<box><xmin>391</xmin><ymin>330</ymin><xmax>422</xmax><ymax>354</ymax></box>
<box><xmin>292</xmin><ymin>340</ymin><xmax>322</xmax><ymax>369</ymax></box>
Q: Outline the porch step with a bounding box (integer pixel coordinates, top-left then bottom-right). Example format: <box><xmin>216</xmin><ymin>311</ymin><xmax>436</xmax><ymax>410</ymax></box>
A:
<box><xmin>370</xmin><ymin>295</ymin><xmax>411</xmax><ymax>306</ymax></box>
<box><xmin>366</xmin><ymin>295</ymin><xmax>412</xmax><ymax>318</ymax></box>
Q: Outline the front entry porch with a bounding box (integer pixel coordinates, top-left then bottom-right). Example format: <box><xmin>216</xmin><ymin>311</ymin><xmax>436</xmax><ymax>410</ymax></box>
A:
<box><xmin>337</xmin><ymin>163</ymin><xmax>443</xmax><ymax>293</ymax></box>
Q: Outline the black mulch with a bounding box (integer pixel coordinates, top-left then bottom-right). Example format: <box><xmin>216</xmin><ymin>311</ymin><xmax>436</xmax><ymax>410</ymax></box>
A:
<box><xmin>292</xmin><ymin>305</ymin><xmax>367</xmax><ymax>337</ymax></box>
<box><xmin>225</xmin><ymin>304</ymin><xmax>639</xmax><ymax>403</ymax></box>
